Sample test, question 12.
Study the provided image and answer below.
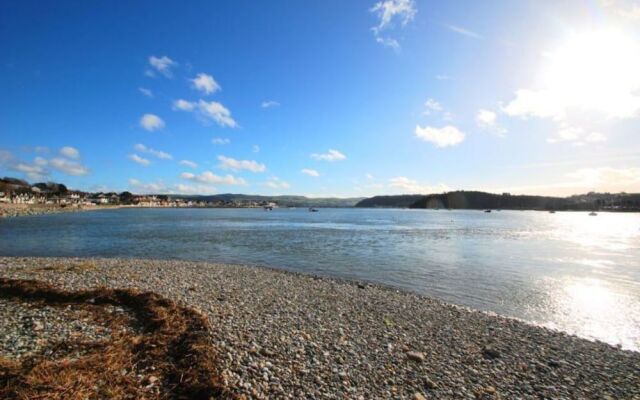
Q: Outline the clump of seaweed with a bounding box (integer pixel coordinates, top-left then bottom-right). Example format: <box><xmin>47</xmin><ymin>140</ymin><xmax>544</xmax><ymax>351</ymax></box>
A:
<box><xmin>0</xmin><ymin>278</ymin><xmax>233</xmax><ymax>399</ymax></box>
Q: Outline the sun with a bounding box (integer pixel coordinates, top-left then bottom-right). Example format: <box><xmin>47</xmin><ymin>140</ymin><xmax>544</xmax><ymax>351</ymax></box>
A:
<box><xmin>540</xmin><ymin>29</ymin><xmax>640</xmax><ymax>119</ymax></box>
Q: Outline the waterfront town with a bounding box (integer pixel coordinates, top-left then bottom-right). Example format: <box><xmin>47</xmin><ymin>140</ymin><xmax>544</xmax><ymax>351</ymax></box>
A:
<box><xmin>0</xmin><ymin>177</ymin><xmax>277</xmax><ymax>209</ymax></box>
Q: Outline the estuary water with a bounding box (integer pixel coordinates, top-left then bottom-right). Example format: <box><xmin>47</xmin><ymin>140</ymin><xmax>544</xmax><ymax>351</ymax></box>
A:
<box><xmin>1</xmin><ymin>207</ymin><xmax>639</xmax><ymax>350</ymax></box>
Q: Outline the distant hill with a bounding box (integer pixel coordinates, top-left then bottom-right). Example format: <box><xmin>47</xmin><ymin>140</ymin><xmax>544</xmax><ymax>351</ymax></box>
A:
<box><xmin>355</xmin><ymin>195</ymin><xmax>425</xmax><ymax>208</ymax></box>
<box><xmin>356</xmin><ymin>191</ymin><xmax>640</xmax><ymax>211</ymax></box>
<box><xmin>170</xmin><ymin>193</ymin><xmax>364</xmax><ymax>208</ymax></box>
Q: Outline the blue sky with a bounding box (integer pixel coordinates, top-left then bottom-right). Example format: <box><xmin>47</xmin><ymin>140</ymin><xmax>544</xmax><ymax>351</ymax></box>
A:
<box><xmin>1</xmin><ymin>0</ymin><xmax>640</xmax><ymax>197</ymax></box>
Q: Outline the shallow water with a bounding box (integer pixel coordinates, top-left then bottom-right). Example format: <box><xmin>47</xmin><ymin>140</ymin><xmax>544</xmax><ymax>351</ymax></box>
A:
<box><xmin>1</xmin><ymin>207</ymin><xmax>639</xmax><ymax>350</ymax></box>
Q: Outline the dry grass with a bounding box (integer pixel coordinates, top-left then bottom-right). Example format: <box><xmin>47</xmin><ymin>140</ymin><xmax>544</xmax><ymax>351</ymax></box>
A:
<box><xmin>0</xmin><ymin>278</ymin><xmax>233</xmax><ymax>399</ymax></box>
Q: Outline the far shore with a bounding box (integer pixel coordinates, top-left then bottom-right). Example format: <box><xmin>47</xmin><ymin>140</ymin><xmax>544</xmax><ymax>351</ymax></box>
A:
<box><xmin>1</xmin><ymin>256</ymin><xmax>638</xmax><ymax>399</ymax></box>
<box><xmin>3</xmin><ymin>203</ymin><xmax>639</xmax><ymax>220</ymax></box>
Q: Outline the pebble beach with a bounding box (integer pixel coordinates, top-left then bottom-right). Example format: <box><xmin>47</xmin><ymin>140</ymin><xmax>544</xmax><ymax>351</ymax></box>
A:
<box><xmin>1</xmin><ymin>257</ymin><xmax>639</xmax><ymax>399</ymax></box>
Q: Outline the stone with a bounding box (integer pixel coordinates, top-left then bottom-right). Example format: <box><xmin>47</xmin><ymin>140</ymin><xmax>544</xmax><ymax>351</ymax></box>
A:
<box><xmin>482</xmin><ymin>345</ymin><xmax>501</xmax><ymax>359</ymax></box>
<box><xmin>407</xmin><ymin>351</ymin><xmax>426</xmax><ymax>363</ymax></box>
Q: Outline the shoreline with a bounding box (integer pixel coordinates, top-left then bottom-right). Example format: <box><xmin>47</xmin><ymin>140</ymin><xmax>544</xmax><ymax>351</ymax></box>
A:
<box><xmin>1</xmin><ymin>256</ymin><xmax>638</xmax><ymax>398</ymax></box>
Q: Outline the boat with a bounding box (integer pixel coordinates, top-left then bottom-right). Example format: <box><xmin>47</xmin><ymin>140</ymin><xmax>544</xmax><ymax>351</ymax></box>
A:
<box><xmin>589</xmin><ymin>211</ymin><xmax>598</xmax><ymax>216</ymax></box>
<box><xmin>484</xmin><ymin>209</ymin><xmax>491</xmax><ymax>213</ymax></box>
<box><xmin>308</xmin><ymin>207</ymin><xmax>318</xmax><ymax>212</ymax></box>
<box><xmin>263</xmin><ymin>206</ymin><xmax>273</xmax><ymax>211</ymax></box>
<box><xmin>549</xmin><ymin>210</ymin><xmax>556</xmax><ymax>214</ymax></box>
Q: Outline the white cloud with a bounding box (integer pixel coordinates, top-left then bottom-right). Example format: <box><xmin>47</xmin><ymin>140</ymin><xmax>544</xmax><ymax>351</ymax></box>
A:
<box><xmin>301</xmin><ymin>168</ymin><xmax>320</xmax><ymax>177</ymax></box>
<box><xmin>12</xmin><ymin>161</ymin><xmax>48</xmax><ymax>180</ymax></box>
<box><xmin>217</xmin><ymin>155</ymin><xmax>266</xmax><ymax>172</ymax></box>
<box><xmin>476</xmin><ymin>109</ymin><xmax>507</xmax><ymax>136</ymax></box>
<box><xmin>546</xmin><ymin>124</ymin><xmax>607</xmax><ymax>145</ymax></box>
<box><xmin>311</xmin><ymin>149</ymin><xmax>347</xmax><ymax>162</ymax></box>
<box><xmin>566</xmin><ymin>166</ymin><xmax>640</xmax><ymax>187</ymax></box>
<box><xmin>179</xmin><ymin>160</ymin><xmax>198</xmax><ymax>168</ymax></box>
<box><xmin>128</xmin><ymin>178</ymin><xmax>166</xmax><ymax>193</ymax></box>
<box><xmin>35</xmin><ymin>146</ymin><xmax>50</xmax><ymax>154</ymax></box>
<box><xmin>139</xmin><ymin>87</ymin><xmax>153</xmax><ymax>97</ymax></box>
<box><xmin>173</xmin><ymin>99</ymin><xmax>237</xmax><ymax>128</ymax></box>
<box><xmin>147</xmin><ymin>55</ymin><xmax>177</xmax><ymax>78</ymax></box>
<box><xmin>0</xmin><ymin>150</ymin><xmax>88</xmax><ymax>179</ymax></box>
<box><xmin>173</xmin><ymin>99</ymin><xmax>196</xmax><ymax>111</ymax></box>
<box><xmin>370</xmin><ymin>0</ymin><xmax>416</xmax><ymax>49</ymax></box>
<box><xmin>128</xmin><ymin>154</ymin><xmax>150</xmax><ymax>166</ymax></box>
<box><xmin>133</xmin><ymin>143</ymin><xmax>172</xmax><ymax>160</ymax></box>
<box><xmin>140</xmin><ymin>114</ymin><xmax>165</xmax><ymax>131</ymax></box>
<box><xmin>49</xmin><ymin>157</ymin><xmax>89</xmax><ymax>176</ymax></box>
<box><xmin>375</xmin><ymin>36</ymin><xmax>400</xmax><ymax>50</ymax></box>
<box><xmin>415</xmin><ymin>125</ymin><xmax>465</xmax><ymax>147</ymax></box>
<box><xmin>252</xmin><ymin>145</ymin><xmax>260</xmax><ymax>153</ymax></box>
<box><xmin>261</xmin><ymin>100</ymin><xmax>280</xmax><ymax>108</ymax></box>
<box><xmin>197</xmin><ymin>100</ymin><xmax>237</xmax><ymax>128</ymax></box>
<box><xmin>388</xmin><ymin>176</ymin><xmax>450</xmax><ymax>194</ymax></box>
<box><xmin>191</xmin><ymin>73</ymin><xmax>220</xmax><ymax>95</ymax></box>
<box><xmin>173</xmin><ymin>183</ymin><xmax>217</xmax><ymax>194</ymax></box>
<box><xmin>371</xmin><ymin>0</ymin><xmax>416</xmax><ymax>31</ymax></box>
<box><xmin>435</xmin><ymin>74</ymin><xmax>450</xmax><ymax>81</ymax></box>
<box><xmin>263</xmin><ymin>177</ymin><xmax>290</xmax><ymax>189</ymax></box>
<box><xmin>502</xmin><ymin>29</ymin><xmax>640</xmax><ymax>142</ymax></box>
<box><xmin>212</xmin><ymin>137</ymin><xmax>230</xmax><ymax>145</ymax></box>
<box><xmin>59</xmin><ymin>146</ymin><xmax>80</xmax><ymax>159</ymax></box>
<box><xmin>423</xmin><ymin>98</ymin><xmax>443</xmax><ymax>115</ymax></box>
<box><xmin>181</xmin><ymin>171</ymin><xmax>247</xmax><ymax>185</ymax></box>
<box><xmin>444</xmin><ymin>23</ymin><xmax>482</xmax><ymax>39</ymax></box>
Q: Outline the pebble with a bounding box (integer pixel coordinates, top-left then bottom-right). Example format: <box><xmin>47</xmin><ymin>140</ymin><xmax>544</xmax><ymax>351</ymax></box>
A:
<box><xmin>1</xmin><ymin>256</ymin><xmax>639</xmax><ymax>399</ymax></box>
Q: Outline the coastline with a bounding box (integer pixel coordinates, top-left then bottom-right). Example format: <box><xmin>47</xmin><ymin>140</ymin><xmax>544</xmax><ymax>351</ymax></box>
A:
<box><xmin>0</xmin><ymin>203</ymin><xmax>131</xmax><ymax>218</ymax></box>
<box><xmin>1</xmin><ymin>257</ymin><xmax>638</xmax><ymax>399</ymax></box>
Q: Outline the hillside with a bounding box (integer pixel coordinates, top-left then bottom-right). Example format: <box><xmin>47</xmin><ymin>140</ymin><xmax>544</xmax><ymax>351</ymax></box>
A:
<box><xmin>356</xmin><ymin>191</ymin><xmax>640</xmax><ymax>211</ymax></box>
<box><xmin>354</xmin><ymin>195</ymin><xmax>425</xmax><ymax>208</ymax></box>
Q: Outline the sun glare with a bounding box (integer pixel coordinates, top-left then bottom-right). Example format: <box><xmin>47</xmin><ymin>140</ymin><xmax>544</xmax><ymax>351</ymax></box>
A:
<box><xmin>541</xmin><ymin>29</ymin><xmax>640</xmax><ymax>118</ymax></box>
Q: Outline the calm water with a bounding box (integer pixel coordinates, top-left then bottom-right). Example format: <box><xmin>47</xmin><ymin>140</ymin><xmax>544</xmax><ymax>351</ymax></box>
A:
<box><xmin>1</xmin><ymin>208</ymin><xmax>639</xmax><ymax>350</ymax></box>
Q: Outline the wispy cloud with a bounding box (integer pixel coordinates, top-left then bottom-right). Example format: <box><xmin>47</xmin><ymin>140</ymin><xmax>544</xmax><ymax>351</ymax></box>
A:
<box><xmin>370</xmin><ymin>0</ymin><xmax>416</xmax><ymax>49</ymax></box>
<box><xmin>415</xmin><ymin>125</ymin><xmax>465</xmax><ymax>147</ymax></box>
<box><xmin>212</xmin><ymin>137</ymin><xmax>230</xmax><ymax>145</ymax></box>
<box><xmin>174</xmin><ymin>100</ymin><xmax>237</xmax><ymax>128</ymax></box>
<box><xmin>261</xmin><ymin>100</ymin><xmax>280</xmax><ymax>108</ymax></box>
<box><xmin>311</xmin><ymin>149</ymin><xmax>347</xmax><ymax>162</ymax></box>
<box><xmin>181</xmin><ymin>171</ymin><xmax>247</xmax><ymax>185</ymax></box>
<box><xmin>217</xmin><ymin>155</ymin><xmax>266</xmax><ymax>172</ymax></box>
<box><xmin>138</xmin><ymin>87</ymin><xmax>153</xmax><ymax>98</ymax></box>
<box><xmin>263</xmin><ymin>177</ymin><xmax>290</xmax><ymax>189</ymax></box>
<box><xmin>139</xmin><ymin>114</ymin><xmax>165</xmax><ymax>131</ymax></box>
<box><xmin>49</xmin><ymin>157</ymin><xmax>90</xmax><ymax>176</ymax></box>
<box><xmin>133</xmin><ymin>143</ymin><xmax>172</xmax><ymax>160</ymax></box>
<box><xmin>388</xmin><ymin>176</ymin><xmax>450</xmax><ymax>194</ymax></box>
<box><xmin>301</xmin><ymin>168</ymin><xmax>320</xmax><ymax>177</ymax></box>
<box><xmin>179</xmin><ymin>160</ymin><xmax>198</xmax><ymax>169</ymax></box>
<box><xmin>444</xmin><ymin>23</ymin><xmax>482</xmax><ymax>39</ymax></box>
<box><xmin>128</xmin><ymin>154</ymin><xmax>150</xmax><ymax>166</ymax></box>
<box><xmin>146</xmin><ymin>55</ymin><xmax>177</xmax><ymax>78</ymax></box>
<box><xmin>0</xmin><ymin>148</ymin><xmax>89</xmax><ymax>179</ymax></box>
<box><xmin>252</xmin><ymin>145</ymin><xmax>260</xmax><ymax>153</ymax></box>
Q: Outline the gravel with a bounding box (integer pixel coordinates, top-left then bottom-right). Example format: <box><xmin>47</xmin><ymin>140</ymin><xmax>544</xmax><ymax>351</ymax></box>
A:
<box><xmin>0</xmin><ymin>298</ymin><xmax>115</xmax><ymax>360</ymax></box>
<box><xmin>1</xmin><ymin>257</ymin><xmax>639</xmax><ymax>399</ymax></box>
<box><xmin>0</xmin><ymin>204</ymin><xmax>86</xmax><ymax>218</ymax></box>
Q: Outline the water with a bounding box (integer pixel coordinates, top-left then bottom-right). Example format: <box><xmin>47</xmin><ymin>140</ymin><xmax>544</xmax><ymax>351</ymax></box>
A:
<box><xmin>1</xmin><ymin>207</ymin><xmax>639</xmax><ymax>350</ymax></box>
